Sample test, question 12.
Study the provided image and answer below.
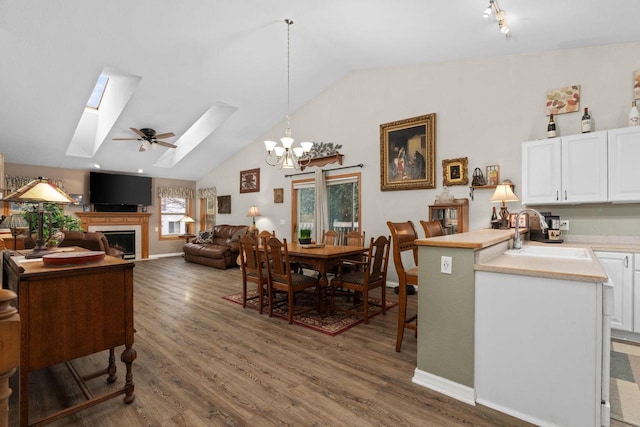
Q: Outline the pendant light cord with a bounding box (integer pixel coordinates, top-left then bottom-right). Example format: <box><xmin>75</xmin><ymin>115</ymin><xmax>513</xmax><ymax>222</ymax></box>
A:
<box><xmin>285</xmin><ymin>19</ymin><xmax>293</xmax><ymax>135</ymax></box>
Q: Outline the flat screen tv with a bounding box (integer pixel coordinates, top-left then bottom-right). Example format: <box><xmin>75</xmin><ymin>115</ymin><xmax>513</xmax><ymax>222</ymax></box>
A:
<box><xmin>89</xmin><ymin>172</ymin><xmax>152</xmax><ymax>206</ymax></box>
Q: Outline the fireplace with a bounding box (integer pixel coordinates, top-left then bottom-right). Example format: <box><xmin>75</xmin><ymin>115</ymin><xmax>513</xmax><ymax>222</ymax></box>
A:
<box><xmin>102</xmin><ymin>230</ymin><xmax>136</xmax><ymax>260</ymax></box>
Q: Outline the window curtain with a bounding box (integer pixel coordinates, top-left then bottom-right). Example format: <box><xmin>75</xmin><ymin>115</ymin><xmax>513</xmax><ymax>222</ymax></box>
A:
<box><xmin>157</xmin><ymin>187</ymin><xmax>194</xmax><ymax>199</ymax></box>
<box><xmin>197</xmin><ymin>187</ymin><xmax>216</xmax><ymax>199</ymax></box>
<box><xmin>5</xmin><ymin>175</ymin><xmax>67</xmax><ymax>193</ymax></box>
<box><xmin>314</xmin><ymin>169</ymin><xmax>328</xmax><ymax>243</ymax></box>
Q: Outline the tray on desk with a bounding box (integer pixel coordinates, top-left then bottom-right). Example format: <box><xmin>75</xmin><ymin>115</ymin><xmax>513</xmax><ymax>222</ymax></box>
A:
<box><xmin>42</xmin><ymin>251</ymin><xmax>106</xmax><ymax>265</ymax></box>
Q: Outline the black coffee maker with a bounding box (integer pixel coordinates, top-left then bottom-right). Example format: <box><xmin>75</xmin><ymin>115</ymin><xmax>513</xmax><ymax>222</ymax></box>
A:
<box><xmin>530</xmin><ymin>212</ymin><xmax>563</xmax><ymax>243</ymax></box>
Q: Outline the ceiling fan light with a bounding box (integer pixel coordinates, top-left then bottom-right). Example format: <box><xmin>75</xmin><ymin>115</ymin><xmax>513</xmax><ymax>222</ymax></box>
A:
<box><xmin>483</xmin><ymin>5</ymin><xmax>492</xmax><ymax>18</ymax></box>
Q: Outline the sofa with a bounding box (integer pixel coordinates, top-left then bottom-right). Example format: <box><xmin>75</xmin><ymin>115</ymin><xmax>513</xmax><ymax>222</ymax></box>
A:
<box><xmin>24</xmin><ymin>230</ymin><xmax>125</xmax><ymax>258</ymax></box>
<box><xmin>183</xmin><ymin>225</ymin><xmax>249</xmax><ymax>269</ymax></box>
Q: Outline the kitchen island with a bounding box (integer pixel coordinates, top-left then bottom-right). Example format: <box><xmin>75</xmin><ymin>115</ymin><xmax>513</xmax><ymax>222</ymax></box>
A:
<box><xmin>414</xmin><ymin>229</ymin><xmax>610</xmax><ymax>427</ymax></box>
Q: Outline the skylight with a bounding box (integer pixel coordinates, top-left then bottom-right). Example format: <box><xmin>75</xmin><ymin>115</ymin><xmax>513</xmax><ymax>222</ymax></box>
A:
<box><xmin>86</xmin><ymin>74</ymin><xmax>109</xmax><ymax>109</ymax></box>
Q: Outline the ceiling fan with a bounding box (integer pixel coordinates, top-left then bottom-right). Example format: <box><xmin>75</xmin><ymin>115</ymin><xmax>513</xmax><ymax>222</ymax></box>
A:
<box><xmin>113</xmin><ymin>128</ymin><xmax>177</xmax><ymax>152</ymax></box>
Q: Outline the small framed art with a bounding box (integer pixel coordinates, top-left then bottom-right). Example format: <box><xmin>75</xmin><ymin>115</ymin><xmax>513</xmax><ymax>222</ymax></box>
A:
<box><xmin>240</xmin><ymin>168</ymin><xmax>260</xmax><ymax>193</ymax></box>
<box><xmin>442</xmin><ymin>157</ymin><xmax>469</xmax><ymax>186</ymax></box>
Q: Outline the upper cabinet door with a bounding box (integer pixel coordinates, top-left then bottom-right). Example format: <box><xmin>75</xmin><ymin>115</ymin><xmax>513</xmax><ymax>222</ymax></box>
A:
<box><xmin>522</xmin><ymin>138</ymin><xmax>562</xmax><ymax>205</ymax></box>
<box><xmin>608</xmin><ymin>127</ymin><xmax>640</xmax><ymax>202</ymax></box>
<box><xmin>561</xmin><ymin>131</ymin><xmax>608</xmax><ymax>203</ymax></box>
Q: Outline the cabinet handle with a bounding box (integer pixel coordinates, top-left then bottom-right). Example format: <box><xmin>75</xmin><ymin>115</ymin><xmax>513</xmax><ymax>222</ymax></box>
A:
<box><xmin>625</xmin><ymin>256</ymin><xmax>629</xmax><ymax>268</ymax></box>
<box><xmin>556</xmin><ymin>191</ymin><xmax>559</xmax><ymax>201</ymax></box>
<box><xmin>564</xmin><ymin>190</ymin><xmax>567</xmax><ymax>200</ymax></box>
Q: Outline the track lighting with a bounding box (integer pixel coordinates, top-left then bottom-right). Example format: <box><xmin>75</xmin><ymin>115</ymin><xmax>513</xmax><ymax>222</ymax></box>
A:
<box><xmin>482</xmin><ymin>0</ymin><xmax>510</xmax><ymax>38</ymax></box>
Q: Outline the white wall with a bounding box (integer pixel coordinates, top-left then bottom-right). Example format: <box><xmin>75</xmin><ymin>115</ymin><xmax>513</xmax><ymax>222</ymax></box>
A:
<box><xmin>198</xmin><ymin>42</ymin><xmax>640</xmax><ymax>282</ymax></box>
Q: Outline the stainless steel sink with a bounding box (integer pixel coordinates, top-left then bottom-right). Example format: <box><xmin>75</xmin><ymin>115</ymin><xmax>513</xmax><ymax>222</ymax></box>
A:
<box><xmin>504</xmin><ymin>245</ymin><xmax>591</xmax><ymax>260</ymax></box>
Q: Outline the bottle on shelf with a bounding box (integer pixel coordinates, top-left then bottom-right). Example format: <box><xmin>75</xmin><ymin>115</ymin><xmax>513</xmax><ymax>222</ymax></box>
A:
<box><xmin>547</xmin><ymin>114</ymin><xmax>557</xmax><ymax>138</ymax></box>
<box><xmin>581</xmin><ymin>107</ymin><xmax>591</xmax><ymax>133</ymax></box>
<box><xmin>628</xmin><ymin>101</ymin><xmax>640</xmax><ymax>127</ymax></box>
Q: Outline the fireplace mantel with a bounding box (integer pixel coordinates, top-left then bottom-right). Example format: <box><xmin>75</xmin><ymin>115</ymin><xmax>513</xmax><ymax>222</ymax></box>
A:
<box><xmin>76</xmin><ymin>212</ymin><xmax>151</xmax><ymax>259</ymax></box>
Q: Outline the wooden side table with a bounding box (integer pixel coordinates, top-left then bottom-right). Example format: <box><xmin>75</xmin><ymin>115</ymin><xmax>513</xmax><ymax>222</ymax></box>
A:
<box><xmin>178</xmin><ymin>234</ymin><xmax>196</xmax><ymax>244</ymax></box>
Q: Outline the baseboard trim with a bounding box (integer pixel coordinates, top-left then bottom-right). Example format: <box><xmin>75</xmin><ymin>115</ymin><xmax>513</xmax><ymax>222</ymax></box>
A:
<box><xmin>412</xmin><ymin>368</ymin><xmax>476</xmax><ymax>406</ymax></box>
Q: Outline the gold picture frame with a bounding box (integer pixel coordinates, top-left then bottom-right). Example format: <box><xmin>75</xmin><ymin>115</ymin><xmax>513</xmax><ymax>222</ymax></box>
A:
<box><xmin>240</xmin><ymin>168</ymin><xmax>260</xmax><ymax>193</ymax></box>
<box><xmin>442</xmin><ymin>157</ymin><xmax>468</xmax><ymax>186</ymax></box>
<box><xmin>380</xmin><ymin>113</ymin><xmax>436</xmax><ymax>191</ymax></box>
<box><xmin>273</xmin><ymin>188</ymin><xmax>284</xmax><ymax>203</ymax></box>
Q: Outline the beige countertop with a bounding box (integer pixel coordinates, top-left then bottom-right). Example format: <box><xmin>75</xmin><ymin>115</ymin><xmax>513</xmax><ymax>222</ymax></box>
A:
<box><xmin>415</xmin><ymin>228</ymin><xmax>517</xmax><ymax>249</ymax></box>
<box><xmin>417</xmin><ymin>228</ymin><xmax>640</xmax><ymax>283</ymax></box>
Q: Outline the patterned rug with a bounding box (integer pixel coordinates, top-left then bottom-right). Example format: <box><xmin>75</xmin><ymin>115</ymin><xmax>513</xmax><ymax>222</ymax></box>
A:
<box><xmin>223</xmin><ymin>289</ymin><xmax>397</xmax><ymax>336</ymax></box>
<box><xmin>611</xmin><ymin>341</ymin><xmax>640</xmax><ymax>426</ymax></box>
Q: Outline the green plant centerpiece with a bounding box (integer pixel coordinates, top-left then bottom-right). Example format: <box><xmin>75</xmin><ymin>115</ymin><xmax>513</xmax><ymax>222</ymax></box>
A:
<box><xmin>299</xmin><ymin>228</ymin><xmax>312</xmax><ymax>245</ymax></box>
<box><xmin>21</xmin><ymin>203</ymin><xmax>84</xmax><ymax>246</ymax></box>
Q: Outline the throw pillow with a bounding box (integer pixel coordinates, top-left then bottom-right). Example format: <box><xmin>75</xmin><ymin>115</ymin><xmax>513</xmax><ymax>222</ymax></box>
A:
<box><xmin>194</xmin><ymin>230</ymin><xmax>214</xmax><ymax>244</ymax></box>
<box><xmin>230</xmin><ymin>228</ymin><xmax>247</xmax><ymax>242</ymax></box>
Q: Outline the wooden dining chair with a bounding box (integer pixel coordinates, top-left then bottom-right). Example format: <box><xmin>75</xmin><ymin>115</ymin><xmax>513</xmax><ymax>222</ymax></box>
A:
<box><xmin>239</xmin><ymin>234</ymin><xmax>269</xmax><ymax>314</ymax></box>
<box><xmin>386</xmin><ymin>221</ymin><xmax>419</xmax><ymax>352</ymax></box>
<box><xmin>344</xmin><ymin>230</ymin><xmax>366</xmax><ymax>247</ymax></box>
<box><xmin>419</xmin><ymin>220</ymin><xmax>445</xmax><ymax>239</ymax></box>
<box><xmin>263</xmin><ymin>236</ymin><xmax>319</xmax><ymax>324</ymax></box>
<box><xmin>329</xmin><ymin>235</ymin><xmax>390</xmax><ymax>324</ymax></box>
<box><xmin>321</xmin><ymin>230</ymin><xmax>340</xmax><ymax>245</ymax></box>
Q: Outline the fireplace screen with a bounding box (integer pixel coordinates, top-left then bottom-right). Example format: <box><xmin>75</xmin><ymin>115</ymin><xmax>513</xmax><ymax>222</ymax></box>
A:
<box><xmin>102</xmin><ymin>230</ymin><xmax>136</xmax><ymax>259</ymax></box>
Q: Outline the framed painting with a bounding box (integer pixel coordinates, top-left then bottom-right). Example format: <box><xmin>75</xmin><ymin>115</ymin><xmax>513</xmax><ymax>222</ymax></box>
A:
<box><xmin>509</xmin><ymin>212</ymin><xmax>529</xmax><ymax>228</ymax></box>
<box><xmin>380</xmin><ymin>113</ymin><xmax>436</xmax><ymax>191</ymax></box>
<box><xmin>240</xmin><ymin>168</ymin><xmax>260</xmax><ymax>193</ymax></box>
<box><xmin>546</xmin><ymin>85</ymin><xmax>580</xmax><ymax>115</ymax></box>
<box><xmin>217</xmin><ymin>195</ymin><xmax>231</xmax><ymax>214</ymax></box>
<box><xmin>273</xmin><ymin>188</ymin><xmax>284</xmax><ymax>204</ymax></box>
<box><xmin>442</xmin><ymin>157</ymin><xmax>469</xmax><ymax>186</ymax></box>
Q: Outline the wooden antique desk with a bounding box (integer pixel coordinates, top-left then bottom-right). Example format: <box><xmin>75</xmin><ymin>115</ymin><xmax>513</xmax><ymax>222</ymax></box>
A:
<box><xmin>2</xmin><ymin>249</ymin><xmax>136</xmax><ymax>426</ymax></box>
<box><xmin>285</xmin><ymin>242</ymin><xmax>367</xmax><ymax>312</ymax></box>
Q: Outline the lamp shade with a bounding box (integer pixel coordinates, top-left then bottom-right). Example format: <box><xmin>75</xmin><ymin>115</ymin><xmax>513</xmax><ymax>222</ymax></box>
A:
<box><xmin>0</xmin><ymin>214</ymin><xmax>28</xmax><ymax>230</ymax></box>
<box><xmin>2</xmin><ymin>177</ymin><xmax>75</xmax><ymax>204</ymax></box>
<box><xmin>490</xmin><ymin>182</ymin><xmax>519</xmax><ymax>203</ymax></box>
<box><xmin>180</xmin><ymin>215</ymin><xmax>195</xmax><ymax>223</ymax></box>
<box><xmin>246</xmin><ymin>206</ymin><xmax>261</xmax><ymax>217</ymax></box>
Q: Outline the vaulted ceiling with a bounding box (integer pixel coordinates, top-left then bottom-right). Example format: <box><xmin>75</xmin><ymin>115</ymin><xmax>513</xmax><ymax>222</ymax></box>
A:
<box><xmin>2</xmin><ymin>1</ymin><xmax>640</xmax><ymax>180</ymax></box>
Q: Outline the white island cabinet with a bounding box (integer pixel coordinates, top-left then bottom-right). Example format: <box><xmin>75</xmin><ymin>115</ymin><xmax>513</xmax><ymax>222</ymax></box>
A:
<box><xmin>475</xmin><ymin>271</ymin><xmax>612</xmax><ymax>427</ymax></box>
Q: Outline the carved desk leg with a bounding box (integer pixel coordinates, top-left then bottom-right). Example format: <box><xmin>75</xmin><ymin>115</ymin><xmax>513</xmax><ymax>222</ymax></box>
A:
<box><xmin>121</xmin><ymin>346</ymin><xmax>136</xmax><ymax>404</ymax></box>
<box><xmin>0</xmin><ymin>289</ymin><xmax>19</xmax><ymax>427</ymax></box>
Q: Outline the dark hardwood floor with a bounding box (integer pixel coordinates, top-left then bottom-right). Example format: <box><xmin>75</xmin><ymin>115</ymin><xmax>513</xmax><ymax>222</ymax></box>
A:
<box><xmin>8</xmin><ymin>256</ymin><xmax>616</xmax><ymax>426</ymax></box>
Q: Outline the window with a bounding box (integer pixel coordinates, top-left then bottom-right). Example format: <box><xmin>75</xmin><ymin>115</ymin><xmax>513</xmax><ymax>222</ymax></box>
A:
<box><xmin>292</xmin><ymin>173</ymin><xmax>360</xmax><ymax>240</ymax></box>
<box><xmin>160</xmin><ymin>196</ymin><xmax>189</xmax><ymax>238</ymax></box>
<box><xmin>86</xmin><ymin>74</ymin><xmax>109</xmax><ymax>109</ymax></box>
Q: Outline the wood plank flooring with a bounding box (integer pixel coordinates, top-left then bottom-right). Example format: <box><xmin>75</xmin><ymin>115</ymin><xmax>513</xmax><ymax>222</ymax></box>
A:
<box><xmin>7</xmin><ymin>256</ymin><xmax>620</xmax><ymax>426</ymax></box>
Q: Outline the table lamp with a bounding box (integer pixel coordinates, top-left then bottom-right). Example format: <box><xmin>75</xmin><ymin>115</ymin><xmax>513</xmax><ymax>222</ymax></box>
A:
<box><xmin>246</xmin><ymin>206</ymin><xmax>261</xmax><ymax>234</ymax></box>
<box><xmin>0</xmin><ymin>214</ymin><xmax>29</xmax><ymax>251</ymax></box>
<box><xmin>180</xmin><ymin>215</ymin><xmax>195</xmax><ymax>235</ymax></box>
<box><xmin>2</xmin><ymin>177</ymin><xmax>75</xmax><ymax>258</ymax></box>
<box><xmin>490</xmin><ymin>180</ymin><xmax>519</xmax><ymax>229</ymax></box>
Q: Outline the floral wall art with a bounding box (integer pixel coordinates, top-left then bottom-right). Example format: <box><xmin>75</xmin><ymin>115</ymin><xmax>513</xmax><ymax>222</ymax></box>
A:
<box><xmin>546</xmin><ymin>85</ymin><xmax>580</xmax><ymax>115</ymax></box>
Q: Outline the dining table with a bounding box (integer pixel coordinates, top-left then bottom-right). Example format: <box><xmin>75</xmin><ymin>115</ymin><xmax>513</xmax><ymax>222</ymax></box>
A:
<box><xmin>285</xmin><ymin>242</ymin><xmax>368</xmax><ymax>314</ymax></box>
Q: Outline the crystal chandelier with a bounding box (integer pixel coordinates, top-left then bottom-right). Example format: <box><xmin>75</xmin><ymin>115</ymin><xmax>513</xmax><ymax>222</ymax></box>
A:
<box><xmin>264</xmin><ymin>19</ymin><xmax>312</xmax><ymax>169</ymax></box>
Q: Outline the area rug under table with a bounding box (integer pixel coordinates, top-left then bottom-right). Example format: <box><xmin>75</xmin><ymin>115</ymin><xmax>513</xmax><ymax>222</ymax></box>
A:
<box><xmin>610</xmin><ymin>340</ymin><xmax>640</xmax><ymax>426</ymax></box>
<box><xmin>223</xmin><ymin>290</ymin><xmax>397</xmax><ymax>336</ymax></box>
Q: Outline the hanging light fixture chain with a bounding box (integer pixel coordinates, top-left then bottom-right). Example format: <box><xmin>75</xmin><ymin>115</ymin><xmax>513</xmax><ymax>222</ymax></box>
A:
<box><xmin>285</xmin><ymin>19</ymin><xmax>293</xmax><ymax>135</ymax></box>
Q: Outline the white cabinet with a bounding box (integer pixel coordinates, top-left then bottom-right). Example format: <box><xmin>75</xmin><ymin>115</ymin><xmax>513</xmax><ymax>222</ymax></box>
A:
<box><xmin>596</xmin><ymin>251</ymin><xmax>633</xmax><ymax>332</ymax></box>
<box><xmin>608</xmin><ymin>127</ymin><xmax>640</xmax><ymax>202</ymax></box>
<box><xmin>635</xmin><ymin>254</ymin><xmax>640</xmax><ymax>332</ymax></box>
<box><xmin>522</xmin><ymin>131</ymin><xmax>608</xmax><ymax>205</ymax></box>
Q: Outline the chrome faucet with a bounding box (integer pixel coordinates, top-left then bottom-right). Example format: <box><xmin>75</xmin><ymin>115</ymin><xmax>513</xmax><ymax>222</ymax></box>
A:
<box><xmin>513</xmin><ymin>208</ymin><xmax>548</xmax><ymax>249</ymax></box>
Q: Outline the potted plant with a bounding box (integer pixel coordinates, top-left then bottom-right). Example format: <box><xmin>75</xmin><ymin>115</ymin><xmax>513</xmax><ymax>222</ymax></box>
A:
<box><xmin>299</xmin><ymin>228</ymin><xmax>312</xmax><ymax>244</ymax></box>
<box><xmin>21</xmin><ymin>203</ymin><xmax>84</xmax><ymax>245</ymax></box>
